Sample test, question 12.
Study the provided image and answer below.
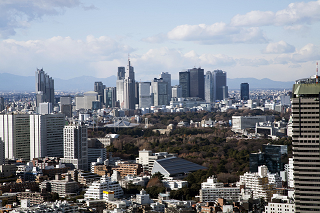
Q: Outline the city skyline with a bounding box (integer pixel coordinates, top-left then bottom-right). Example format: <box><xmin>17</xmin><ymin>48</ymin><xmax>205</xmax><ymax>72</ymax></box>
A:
<box><xmin>0</xmin><ymin>1</ymin><xmax>319</xmax><ymax>82</ymax></box>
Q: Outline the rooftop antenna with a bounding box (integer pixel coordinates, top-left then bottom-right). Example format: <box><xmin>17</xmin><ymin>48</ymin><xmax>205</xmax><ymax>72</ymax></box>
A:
<box><xmin>317</xmin><ymin>62</ymin><xmax>319</xmax><ymax>84</ymax></box>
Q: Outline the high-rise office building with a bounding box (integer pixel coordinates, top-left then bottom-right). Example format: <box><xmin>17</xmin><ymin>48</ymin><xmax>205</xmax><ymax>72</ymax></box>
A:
<box><xmin>38</xmin><ymin>102</ymin><xmax>52</xmax><ymax>115</ymax></box>
<box><xmin>60</xmin><ymin>96</ymin><xmax>72</xmax><ymax>117</ymax></box>
<box><xmin>240</xmin><ymin>83</ymin><xmax>249</xmax><ymax>100</ymax></box>
<box><xmin>75</xmin><ymin>91</ymin><xmax>98</xmax><ymax>110</ymax></box>
<box><xmin>104</xmin><ymin>87</ymin><xmax>116</xmax><ymax>108</ymax></box>
<box><xmin>0</xmin><ymin>114</ymin><xmax>30</xmax><ymax>160</ymax></box>
<box><xmin>35</xmin><ymin>68</ymin><xmax>54</xmax><ymax>107</ymax></box>
<box><xmin>29</xmin><ymin>114</ymin><xmax>65</xmax><ymax>160</ymax></box>
<box><xmin>172</xmin><ymin>85</ymin><xmax>182</xmax><ymax>98</ymax></box>
<box><xmin>189</xmin><ymin>68</ymin><xmax>204</xmax><ymax>99</ymax></box>
<box><xmin>205</xmin><ymin>71</ymin><xmax>213</xmax><ymax>103</ymax></box>
<box><xmin>213</xmin><ymin>70</ymin><xmax>228</xmax><ymax>101</ymax></box>
<box><xmin>116</xmin><ymin>67</ymin><xmax>125</xmax><ymax>107</ymax></box>
<box><xmin>61</xmin><ymin>124</ymin><xmax>88</xmax><ymax>171</ymax></box>
<box><xmin>139</xmin><ymin>82</ymin><xmax>152</xmax><ymax>109</ymax></box>
<box><xmin>123</xmin><ymin>59</ymin><xmax>136</xmax><ymax>109</ymax></box>
<box><xmin>94</xmin><ymin>82</ymin><xmax>105</xmax><ymax>104</ymax></box>
<box><xmin>151</xmin><ymin>78</ymin><xmax>168</xmax><ymax>106</ymax></box>
<box><xmin>179</xmin><ymin>71</ymin><xmax>190</xmax><ymax>98</ymax></box>
<box><xmin>292</xmin><ymin>77</ymin><xmax>320</xmax><ymax>212</ymax></box>
<box><xmin>159</xmin><ymin>72</ymin><xmax>171</xmax><ymax>103</ymax></box>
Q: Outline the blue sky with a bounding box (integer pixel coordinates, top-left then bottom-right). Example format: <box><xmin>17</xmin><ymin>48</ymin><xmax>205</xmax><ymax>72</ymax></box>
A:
<box><xmin>0</xmin><ymin>0</ymin><xmax>319</xmax><ymax>82</ymax></box>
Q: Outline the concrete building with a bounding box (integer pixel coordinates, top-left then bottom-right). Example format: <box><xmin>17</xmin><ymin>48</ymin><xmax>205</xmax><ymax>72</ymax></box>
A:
<box><xmin>205</xmin><ymin>71</ymin><xmax>213</xmax><ymax>103</ymax></box>
<box><xmin>84</xmin><ymin>175</ymin><xmax>123</xmax><ymax>199</ymax></box>
<box><xmin>172</xmin><ymin>85</ymin><xmax>182</xmax><ymax>98</ymax></box>
<box><xmin>104</xmin><ymin>87</ymin><xmax>116</xmax><ymax>108</ymax></box>
<box><xmin>136</xmin><ymin>189</ymin><xmax>151</xmax><ymax>205</ymax></box>
<box><xmin>213</xmin><ymin>70</ymin><xmax>227</xmax><ymax>101</ymax></box>
<box><xmin>138</xmin><ymin>82</ymin><xmax>152</xmax><ymax>109</ymax></box>
<box><xmin>35</xmin><ymin>68</ymin><xmax>54</xmax><ymax>107</ymax></box>
<box><xmin>240</xmin><ymin>83</ymin><xmax>249</xmax><ymax>100</ymax></box>
<box><xmin>29</xmin><ymin>114</ymin><xmax>65</xmax><ymax>159</ymax></box>
<box><xmin>113</xmin><ymin>162</ymin><xmax>142</xmax><ymax>177</ymax></box>
<box><xmin>151</xmin><ymin>78</ymin><xmax>168</xmax><ymax>106</ymax></box>
<box><xmin>60</xmin><ymin>124</ymin><xmax>88</xmax><ymax>171</ymax></box>
<box><xmin>0</xmin><ymin>114</ymin><xmax>30</xmax><ymax>160</ymax></box>
<box><xmin>38</xmin><ymin>102</ymin><xmax>52</xmax><ymax>115</ymax></box>
<box><xmin>238</xmin><ymin>165</ymin><xmax>277</xmax><ymax>202</ymax></box>
<box><xmin>232</xmin><ymin>115</ymin><xmax>274</xmax><ymax>133</ymax></box>
<box><xmin>94</xmin><ymin>82</ymin><xmax>105</xmax><ymax>104</ymax></box>
<box><xmin>75</xmin><ymin>91</ymin><xmax>98</xmax><ymax>110</ymax></box>
<box><xmin>199</xmin><ymin>176</ymin><xmax>240</xmax><ymax>203</ymax></box>
<box><xmin>136</xmin><ymin>150</ymin><xmax>176</xmax><ymax>172</ymax></box>
<box><xmin>60</xmin><ymin>96</ymin><xmax>72</xmax><ymax>117</ymax></box>
<box><xmin>286</xmin><ymin>158</ymin><xmax>294</xmax><ymax>188</ymax></box>
<box><xmin>189</xmin><ymin>68</ymin><xmax>204</xmax><ymax>99</ymax></box>
<box><xmin>159</xmin><ymin>72</ymin><xmax>172</xmax><ymax>103</ymax></box>
<box><xmin>179</xmin><ymin>71</ymin><xmax>190</xmax><ymax>98</ymax></box>
<box><xmin>264</xmin><ymin>194</ymin><xmax>295</xmax><ymax>213</ymax></box>
<box><xmin>40</xmin><ymin>174</ymin><xmax>79</xmax><ymax>198</ymax></box>
<box><xmin>123</xmin><ymin>59</ymin><xmax>136</xmax><ymax>109</ymax></box>
<box><xmin>291</xmin><ymin>77</ymin><xmax>320</xmax><ymax>212</ymax></box>
<box><xmin>116</xmin><ymin>67</ymin><xmax>125</xmax><ymax>108</ymax></box>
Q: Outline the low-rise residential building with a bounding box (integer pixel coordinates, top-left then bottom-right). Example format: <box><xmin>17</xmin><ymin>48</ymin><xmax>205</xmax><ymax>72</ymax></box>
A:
<box><xmin>85</xmin><ymin>176</ymin><xmax>123</xmax><ymax>199</ymax></box>
<box><xmin>264</xmin><ymin>194</ymin><xmax>295</xmax><ymax>213</ymax></box>
<box><xmin>113</xmin><ymin>162</ymin><xmax>142</xmax><ymax>177</ymax></box>
<box><xmin>199</xmin><ymin>176</ymin><xmax>240</xmax><ymax>203</ymax></box>
<box><xmin>40</xmin><ymin>174</ymin><xmax>79</xmax><ymax>198</ymax></box>
<box><xmin>162</xmin><ymin>178</ymin><xmax>188</xmax><ymax>190</ymax></box>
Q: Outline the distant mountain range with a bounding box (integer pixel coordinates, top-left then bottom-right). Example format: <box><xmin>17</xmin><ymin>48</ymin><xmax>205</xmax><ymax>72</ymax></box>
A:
<box><xmin>0</xmin><ymin>73</ymin><xmax>293</xmax><ymax>92</ymax></box>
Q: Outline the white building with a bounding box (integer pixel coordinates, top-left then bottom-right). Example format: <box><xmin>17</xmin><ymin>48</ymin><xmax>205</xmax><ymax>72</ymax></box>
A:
<box><xmin>30</xmin><ymin>114</ymin><xmax>65</xmax><ymax>159</ymax></box>
<box><xmin>136</xmin><ymin>189</ymin><xmax>152</xmax><ymax>205</ymax></box>
<box><xmin>162</xmin><ymin>178</ymin><xmax>188</xmax><ymax>190</ymax></box>
<box><xmin>85</xmin><ymin>176</ymin><xmax>123</xmax><ymax>199</ymax></box>
<box><xmin>75</xmin><ymin>91</ymin><xmax>98</xmax><ymax>110</ymax></box>
<box><xmin>38</xmin><ymin>102</ymin><xmax>52</xmax><ymax>115</ymax></box>
<box><xmin>285</xmin><ymin>158</ymin><xmax>294</xmax><ymax>188</ymax></box>
<box><xmin>264</xmin><ymin>194</ymin><xmax>295</xmax><ymax>213</ymax></box>
<box><xmin>60</xmin><ymin>124</ymin><xmax>88</xmax><ymax>171</ymax></box>
<box><xmin>238</xmin><ymin>165</ymin><xmax>277</xmax><ymax>202</ymax></box>
<box><xmin>136</xmin><ymin>149</ymin><xmax>175</xmax><ymax>172</ymax></box>
<box><xmin>232</xmin><ymin>115</ymin><xmax>274</xmax><ymax>133</ymax></box>
<box><xmin>199</xmin><ymin>176</ymin><xmax>240</xmax><ymax>202</ymax></box>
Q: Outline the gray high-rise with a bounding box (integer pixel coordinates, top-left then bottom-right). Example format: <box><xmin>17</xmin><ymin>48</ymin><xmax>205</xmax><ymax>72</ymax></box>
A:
<box><xmin>159</xmin><ymin>72</ymin><xmax>171</xmax><ymax>103</ymax></box>
<box><xmin>205</xmin><ymin>71</ymin><xmax>214</xmax><ymax>103</ymax></box>
<box><xmin>35</xmin><ymin>68</ymin><xmax>54</xmax><ymax>107</ymax></box>
<box><xmin>116</xmin><ymin>67</ymin><xmax>125</xmax><ymax>107</ymax></box>
<box><xmin>179</xmin><ymin>71</ymin><xmax>190</xmax><ymax>98</ymax></box>
<box><xmin>151</xmin><ymin>78</ymin><xmax>168</xmax><ymax>106</ymax></box>
<box><xmin>139</xmin><ymin>82</ymin><xmax>152</xmax><ymax>108</ymax></box>
<box><xmin>213</xmin><ymin>70</ymin><xmax>228</xmax><ymax>101</ymax></box>
<box><xmin>94</xmin><ymin>82</ymin><xmax>105</xmax><ymax>104</ymax></box>
<box><xmin>292</xmin><ymin>77</ymin><xmax>320</xmax><ymax>212</ymax></box>
<box><xmin>123</xmin><ymin>59</ymin><xmax>136</xmax><ymax>109</ymax></box>
<box><xmin>189</xmin><ymin>68</ymin><xmax>204</xmax><ymax>99</ymax></box>
<box><xmin>104</xmin><ymin>87</ymin><xmax>116</xmax><ymax>108</ymax></box>
<box><xmin>240</xmin><ymin>83</ymin><xmax>249</xmax><ymax>100</ymax></box>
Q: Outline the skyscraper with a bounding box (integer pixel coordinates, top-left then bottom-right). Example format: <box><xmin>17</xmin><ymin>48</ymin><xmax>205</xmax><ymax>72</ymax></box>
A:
<box><xmin>35</xmin><ymin>68</ymin><xmax>54</xmax><ymax>107</ymax></box>
<box><xmin>0</xmin><ymin>138</ymin><xmax>4</xmax><ymax>165</ymax></box>
<box><xmin>205</xmin><ymin>71</ymin><xmax>213</xmax><ymax>103</ymax></box>
<box><xmin>172</xmin><ymin>85</ymin><xmax>182</xmax><ymax>98</ymax></box>
<box><xmin>213</xmin><ymin>70</ymin><xmax>228</xmax><ymax>101</ymax></box>
<box><xmin>139</xmin><ymin>82</ymin><xmax>152</xmax><ymax>109</ymax></box>
<box><xmin>94</xmin><ymin>82</ymin><xmax>105</xmax><ymax>104</ymax></box>
<box><xmin>116</xmin><ymin>67</ymin><xmax>125</xmax><ymax>107</ymax></box>
<box><xmin>30</xmin><ymin>114</ymin><xmax>65</xmax><ymax>159</ymax></box>
<box><xmin>0</xmin><ymin>114</ymin><xmax>30</xmax><ymax>160</ymax></box>
<box><xmin>159</xmin><ymin>72</ymin><xmax>172</xmax><ymax>103</ymax></box>
<box><xmin>104</xmin><ymin>87</ymin><xmax>116</xmax><ymax>108</ymax></box>
<box><xmin>189</xmin><ymin>68</ymin><xmax>204</xmax><ymax>99</ymax></box>
<box><xmin>179</xmin><ymin>71</ymin><xmax>190</xmax><ymax>98</ymax></box>
<box><xmin>123</xmin><ymin>59</ymin><xmax>136</xmax><ymax>109</ymax></box>
<box><xmin>240</xmin><ymin>83</ymin><xmax>249</xmax><ymax>100</ymax></box>
<box><xmin>292</xmin><ymin>76</ymin><xmax>320</xmax><ymax>212</ymax></box>
<box><xmin>61</xmin><ymin>124</ymin><xmax>88</xmax><ymax>171</ymax></box>
<box><xmin>151</xmin><ymin>78</ymin><xmax>168</xmax><ymax>106</ymax></box>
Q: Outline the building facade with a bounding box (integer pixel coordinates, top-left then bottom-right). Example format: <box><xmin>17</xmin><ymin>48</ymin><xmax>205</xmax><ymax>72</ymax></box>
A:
<box><xmin>179</xmin><ymin>71</ymin><xmax>190</xmax><ymax>98</ymax></box>
<box><xmin>139</xmin><ymin>82</ymin><xmax>152</xmax><ymax>109</ymax></box>
<box><xmin>240</xmin><ymin>83</ymin><xmax>249</xmax><ymax>100</ymax></box>
<box><xmin>291</xmin><ymin>77</ymin><xmax>320</xmax><ymax>212</ymax></box>
<box><xmin>159</xmin><ymin>72</ymin><xmax>172</xmax><ymax>103</ymax></box>
<box><xmin>151</xmin><ymin>78</ymin><xmax>168</xmax><ymax>106</ymax></box>
<box><xmin>35</xmin><ymin>68</ymin><xmax>54</xmax><ymax>107</ymax></box>
<box><xmin>189</xmin><ymin>68</ymin><xmax>204</xmax><ymax>99</ymax></box>
<box><xmin>205</xmin><ymin>71</ymin><xmax>213</xmax><ymax>103</ymax></box>
<box><xmin>213</xmin><ymin>70</ymin><xmax>227</xmax><ymax>101</ymax></box>
<box><xmin>104</xmin><ymin>87</ymin><xmax>116</xmax><ymax>108</ymax></box>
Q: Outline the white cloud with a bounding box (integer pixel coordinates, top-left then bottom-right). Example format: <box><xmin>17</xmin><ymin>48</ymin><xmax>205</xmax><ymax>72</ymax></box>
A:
<box><xmin>238</xmin><ymin>58</ymin><xmax>270</xmax><ymax>67</ymax></box>
<box><xmin>263</xmin><ymin>41</ymin><xmax>295</xmax><ymax>54</ymax></box>
<box><xmin>161</xmin><ymin>23</ymin><xmax>267</xmax><ymax>44</ymax></box>
<box><xmin>0</xmin><ymin>0</ymin><xmax>94</xmax><ymax>38</ymax></box>
<box><xmin>0</xmin><ymin>35</ymin><xmax>133</xmax><ymax>78</ymax></box>
<box><xmin>230</xmin><ymin>0</ymin><xmax>320</xmax><ymax>28</ymax></box>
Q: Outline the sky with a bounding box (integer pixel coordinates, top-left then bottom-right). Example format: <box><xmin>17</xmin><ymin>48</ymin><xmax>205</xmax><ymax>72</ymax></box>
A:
<box><xmin>0</xmin><ymin>0</ymin><xmax>320</xmax><ymax>82</ymax></box>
